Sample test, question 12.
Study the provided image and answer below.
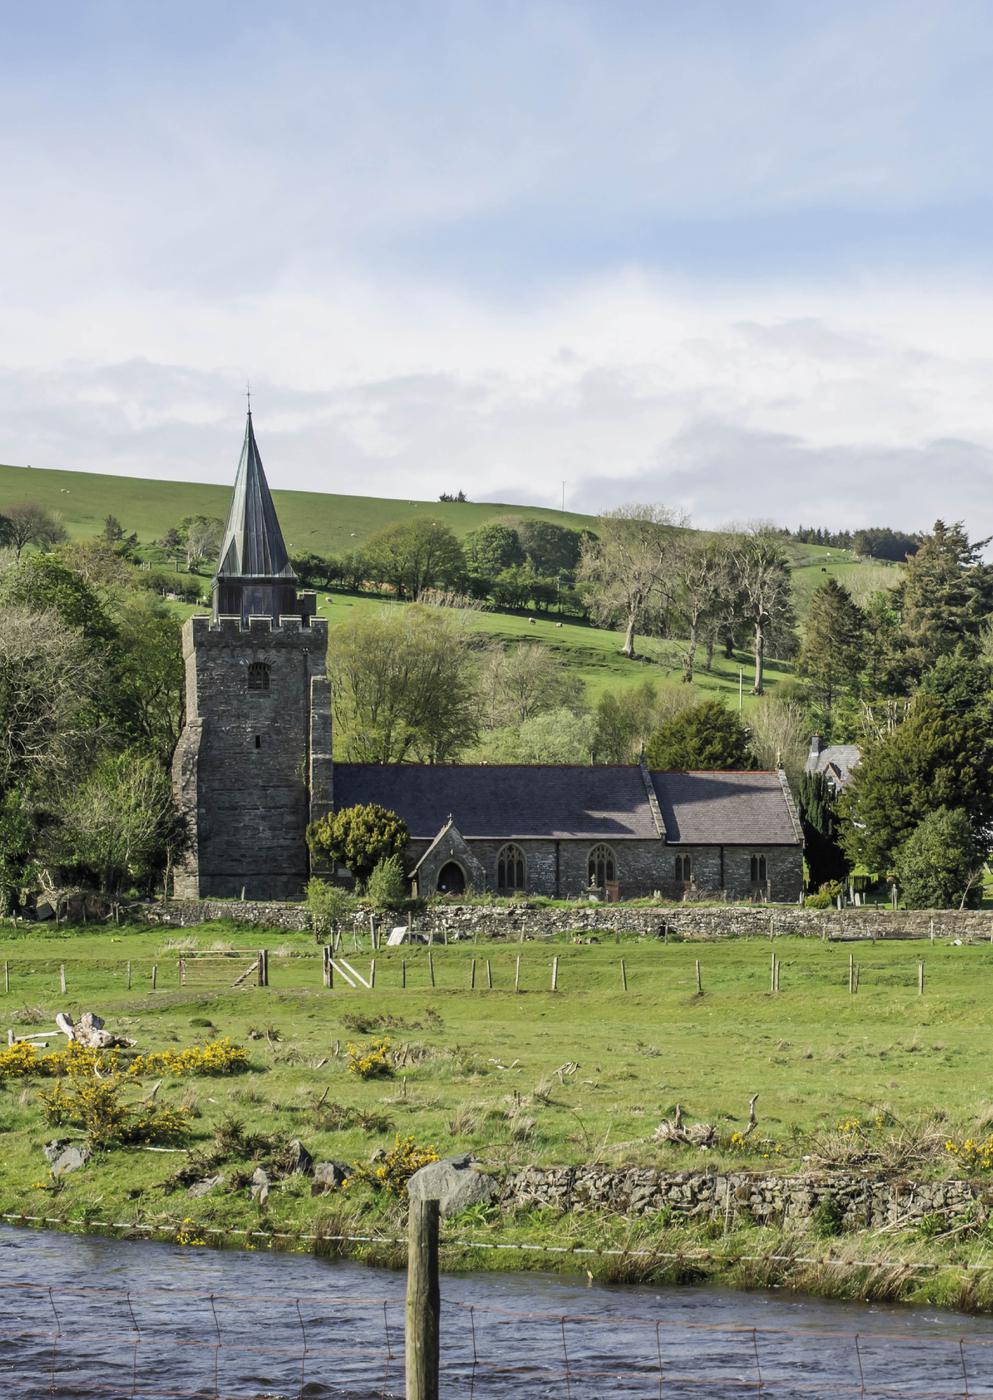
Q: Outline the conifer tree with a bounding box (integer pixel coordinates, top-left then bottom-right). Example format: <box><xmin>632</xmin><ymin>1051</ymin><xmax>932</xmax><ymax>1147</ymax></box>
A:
<box><xmin>798</xmin><ymin>577</ymin><xmax>866</xmax><ymax>720</ymax></box>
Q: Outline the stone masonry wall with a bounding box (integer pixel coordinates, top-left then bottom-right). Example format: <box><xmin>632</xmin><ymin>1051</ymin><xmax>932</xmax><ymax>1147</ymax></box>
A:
<box><xmin>500</xmin><ymin>1164</ymin><xmax>993</xmax><ymax>1231</ymax></box>
<box><xmin>172</xmin><ymin>615</ymin><xmax>330</xmax><ymax>901</ymax></box>
<box><xmin>126</xmin><ymin>897</ymin><xmax>993</xmax><ymax>940</ymax></box>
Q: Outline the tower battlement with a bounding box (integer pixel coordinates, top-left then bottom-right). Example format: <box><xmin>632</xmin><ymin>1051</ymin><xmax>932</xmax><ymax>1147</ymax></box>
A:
<box><xmin>185</xmin><ymin>608</ymin><xmax>327</xmax><ymax>649</ymax></box>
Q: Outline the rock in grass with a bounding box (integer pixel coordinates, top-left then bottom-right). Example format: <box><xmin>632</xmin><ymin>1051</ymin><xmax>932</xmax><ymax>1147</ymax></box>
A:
<box><xmin>250</xmin><ymin>1167</ymin><xmax>270</xmax><ymax>1206</ymax></box>
<box><xmin>43</xmin><ymin>1140</ymin><xmax>90</xmax><ymax>1177</ymax></box>
<box><xmin>312</xmin><ymin>1161</ymin><xmax>350</xmax><ymax>1195</ymax></box>
<box><xmin>407</xmin><ymin>1155</ymin><xmax>497</xmax><ymax>1218</ymax></box>
<box><xmin>187</xmin><ymin>1174</ymin><xmax>224</xmax><ymax>1198</ymax></box>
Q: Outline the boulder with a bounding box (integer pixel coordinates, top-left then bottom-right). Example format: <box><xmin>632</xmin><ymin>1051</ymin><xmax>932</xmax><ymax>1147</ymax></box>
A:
<box><xmin>188</xmin><ymin>1174</ymin><xmax>224</xmax><ymax>1198</ymax></box>
<box><xmin>312</xmin><ymin>1160</ymin><xmax>350</xmax><ymax>1195</ymax></box>
<box><xmin>250</xmin><ymin>1167</ymin><xmax>270</xmax><ymax>1206</ymax></box>
<box><xmin>44</xmin><ymin>1140</ymin><xmax>90</xmax><ymax>1177</ymax></box>
<box><xmin>283</xmin><ymin>1139</ymin><xmax>314</xmax><ymax>1177</ymax></box>
<box><xmin>407</xmin><ymin>1154</ymin><xmax>497</xmax><ymax>1218</ymax></box>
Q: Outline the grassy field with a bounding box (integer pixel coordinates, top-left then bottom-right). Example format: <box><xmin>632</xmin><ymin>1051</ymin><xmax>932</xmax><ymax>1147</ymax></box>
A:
<box><xmin>4</xmin><ymin>920</ymin><xmax>993</xmax><ymax>1306</ymax></box>
<box><xmin>0</xmin><ymin>460</ymin><xmax>597</xmax><ymax>557</ymax></box>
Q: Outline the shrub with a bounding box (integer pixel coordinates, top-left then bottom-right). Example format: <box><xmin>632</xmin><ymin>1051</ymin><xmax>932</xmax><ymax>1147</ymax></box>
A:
<box><xmin>307</xmin><ymin>804</ymin><xmax>409</xmax><ymax>884</ymax></box>
<box><xmin>347</xmin><ymin>1036</ymin><xmax>393</xmax><ymax>1079</ymax></box>
<box><xmin>126</xmin><ymin>1039</ymin><xmax>249</xmax><ymax>1077</ymax></box>
<box><xmin>306</xmin><ymin>878</ymin><xmax>355</xmax><ymax>939</ymax></box>
<box><xmin>353</xmin><ymin>1134</ymin><xmax>438</xmax><ymax>1196</ymax></box>
<box><xmin>39</xmin><ymin>1073</ymin><xmax>190</xmax><ymax>1147</ymax></box>
<box><xmin>365</xmin><ymin>855</ymin><xmax>407</xmax><ymax>908</ymax></box>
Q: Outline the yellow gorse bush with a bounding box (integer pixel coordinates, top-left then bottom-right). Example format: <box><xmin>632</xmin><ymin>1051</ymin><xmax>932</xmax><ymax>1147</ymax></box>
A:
<box><xmin>0</xmin><ymin>1038</ymin><xmax>248</xmax><ymax>1080</ymax></box>
<box><xmin>354</xmin><ymin>1134</ymin><xmax>438</xmax><ymax>1196</ymax></box>
<box><xmin>945</xmin><ymin>1135</ymin><xmax>993</xmax><ymax>1170</ymax></box>
<box><xmin>346</xmin><ymin>1036</ymin><xmax>393</xmax><ymax>1079</ymax></box>
<box><xmin>127</xmin><ymin>1039</ymin><xmax>249</xmax><ymax>1077</ymax></box>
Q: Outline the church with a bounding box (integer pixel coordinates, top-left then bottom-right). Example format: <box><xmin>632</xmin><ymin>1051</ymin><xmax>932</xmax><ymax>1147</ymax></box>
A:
<box><xmin>171</xmin><ymin>415</ymin><xmax>804</xmax><ymax>904</ymax></box>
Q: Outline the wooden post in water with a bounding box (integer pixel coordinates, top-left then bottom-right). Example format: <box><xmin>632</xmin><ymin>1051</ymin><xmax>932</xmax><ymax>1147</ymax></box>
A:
<box><xmin>551</xmin><ymin>955</ymin><xmax>559</xmax><ymax>992</ymax></box>
<box><xmin>486</xmin><ymin>958</ymin><xmax>493</xmax><ymax>990</ymax></box>
<box><xmin>918</xmin><ymin>961</ymin><xmax>925</xmax><ymax>996</ymax></box>
<box><xmin>620</xmin><ymin>958</ymin><xmax>628</xmax><ymax>992</ymax></box>
<box><xmin>695</xmin><ymin>959</ymin><xmax>702</xmax><ymax>995</ymax></box>
<box><xmin>428</xmin><ymin>951</ymin><xmax>435</xmax><ymax>989</ymax></box>
<box><xmin>405</xmin><ymin>1198</ymin><xmax>440</xmax><ymax>1400</ymax></box>
<box><xmin>514</xmin><ymin>955</ymin><xmax>521</xmax><ymax>994</ymax></box>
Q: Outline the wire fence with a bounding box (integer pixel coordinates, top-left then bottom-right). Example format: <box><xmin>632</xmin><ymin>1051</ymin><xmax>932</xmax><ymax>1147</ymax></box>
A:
<box><xmin>4</xmin><ymin>1275</ymin><xmax>993</xmax><ymax>1399</ymax></box>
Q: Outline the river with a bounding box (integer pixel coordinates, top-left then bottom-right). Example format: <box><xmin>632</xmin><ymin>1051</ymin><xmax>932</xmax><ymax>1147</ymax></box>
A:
<box><xmin>1</xmin><ymin>1225</ymin><xmax>992</xmax><ymax>1397</ymax></box>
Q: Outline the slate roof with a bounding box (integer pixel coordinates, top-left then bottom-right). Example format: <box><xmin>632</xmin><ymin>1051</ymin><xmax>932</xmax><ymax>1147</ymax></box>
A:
<box><xmin>215</xmin><ymin>412</ymin><xmax>297</xmax><ymax>581</ymax></box>
<box><xmin>805</xmin><ymin>744</ymin><xmax>861</xmax><ymax>786</ymax></box>
<box><xmin>333</xmin><ymin>764</ymin><xmax>801</xmax><ymax>845</ymax></box>
<box><xmin>650</xmin><ymin>770</ymin><xmax>801</xmax><ymax>845</ymax></box>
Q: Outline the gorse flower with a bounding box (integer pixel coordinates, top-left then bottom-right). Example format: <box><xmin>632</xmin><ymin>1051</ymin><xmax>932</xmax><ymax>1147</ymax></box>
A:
<box><xmin>346</xmin><ymin>1036</ymin><xmax>393</xmax><ymax>1079</ymax></box>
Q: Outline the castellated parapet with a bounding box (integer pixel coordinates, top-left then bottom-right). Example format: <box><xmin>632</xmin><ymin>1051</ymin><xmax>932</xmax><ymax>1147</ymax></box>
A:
<box><xmin>171</xmin><ymin>610</ymin><xmax>332</xmax><ymax>900</ymax></box>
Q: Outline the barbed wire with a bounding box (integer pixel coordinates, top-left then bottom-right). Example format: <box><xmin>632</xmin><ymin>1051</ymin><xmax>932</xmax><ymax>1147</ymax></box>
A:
<box><xmin>4</xmin><ymin>1272</ymin><xmax>993</xmax><ymax>1398</ymax></box>
<box><xmin>5</xmin><ymin>1210</ymin><xmax>993</xmax><ymax>1284</ymax></box>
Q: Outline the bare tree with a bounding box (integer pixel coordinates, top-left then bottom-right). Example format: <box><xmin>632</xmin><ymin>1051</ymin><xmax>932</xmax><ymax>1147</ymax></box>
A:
<box><xmin>577</xmin><ymin>504</ymin><xmax>688</xmax><ymax>659</ymax></box>
<box><xmin>726</xmin><ymin>531</ymin><xmax>795</xmax><ymax>693</ymax></box>
<box><xmin>0</xmin><ymin>606</ymin><xmax>103</xmax><ymax>792</ymax></box>
<box><xmin>480</xmin><ymin>644</ymin><xmax>580</xmax><ymax>727</ymax></box>
<box><xmin>748</xmin><ymin>695</ymin><xmax>810</xmax><ymax>784</ymax></box>
<box><xmin>183</xmin><ymin>516</ymin><xmax>224</xmax><ymax>572</ymax></box>
<box><xmin>2</xmin><ymin>503</ymin><xmax>68</xmax><ymax>560</ymax></box>
<box><xmin>670</xmin><ymin>537</ymin><xmax>738</xmax><ymax>682</ymax></box>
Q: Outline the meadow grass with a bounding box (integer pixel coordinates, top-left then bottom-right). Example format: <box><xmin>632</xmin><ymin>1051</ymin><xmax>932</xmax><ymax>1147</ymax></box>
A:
<box><xmin>4</xmin><ymin>921</ymin><xmax>993</xmax><ymax>1304</ymax></box>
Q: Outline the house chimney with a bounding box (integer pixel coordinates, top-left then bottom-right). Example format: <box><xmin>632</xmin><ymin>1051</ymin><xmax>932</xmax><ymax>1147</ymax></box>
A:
<box><xmin>808</xmin><ymin>733</ymin><xmax>823</xmax><ymax>763</ymax></box>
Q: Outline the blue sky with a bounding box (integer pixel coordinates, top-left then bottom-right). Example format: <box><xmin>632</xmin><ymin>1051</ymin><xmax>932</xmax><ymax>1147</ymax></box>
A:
<box><xmin>2</xmin><ymin>0</ymin><xmax>993</xmax><ymax>528</ymax></box>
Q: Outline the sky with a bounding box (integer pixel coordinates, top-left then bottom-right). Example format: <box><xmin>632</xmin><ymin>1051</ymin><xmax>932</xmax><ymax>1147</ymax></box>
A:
<box><xmin>3</xmin><ymin>0</ymin><xmax>993</xmax><ymax>530</ymax></box>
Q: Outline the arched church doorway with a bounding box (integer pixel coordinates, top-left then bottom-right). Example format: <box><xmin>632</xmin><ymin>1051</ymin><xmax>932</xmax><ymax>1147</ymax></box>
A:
<box><xmin>436</xmin><ymin>862</ymin><xmax>466</xmax><ymax>895</ymax></box>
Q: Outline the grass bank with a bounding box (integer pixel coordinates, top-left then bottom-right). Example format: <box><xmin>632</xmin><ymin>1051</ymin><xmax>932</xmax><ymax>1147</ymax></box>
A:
<box><xmin>3</xmin><ymin>923</ymin><xmax>991</xmax><ymax>1308</ymax></box>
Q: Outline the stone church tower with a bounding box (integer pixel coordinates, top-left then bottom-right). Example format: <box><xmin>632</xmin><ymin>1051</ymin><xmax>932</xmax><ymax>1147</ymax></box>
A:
<box><xmin>171</xmin><ymin>412</ymin><xmax>333</xmax><ymax>899</ymax></box>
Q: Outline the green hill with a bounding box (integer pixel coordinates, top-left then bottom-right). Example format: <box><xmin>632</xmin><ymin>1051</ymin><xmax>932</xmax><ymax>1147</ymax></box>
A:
<box><xmin>0</xmin><ymin>458</ymin><xmax>899</xmax><ymax>711</ymax></box>
<box><xmin>0</xmin><ymin>461</ymin><xmax>594</xmax><ymax>557</ymax></box>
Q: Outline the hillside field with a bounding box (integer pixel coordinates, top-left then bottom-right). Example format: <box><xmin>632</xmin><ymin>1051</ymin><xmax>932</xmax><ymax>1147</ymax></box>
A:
<box><xmin>1</xmin><ymin>458</ymin><xmax>900</xmax><ymax>708</ymax></box>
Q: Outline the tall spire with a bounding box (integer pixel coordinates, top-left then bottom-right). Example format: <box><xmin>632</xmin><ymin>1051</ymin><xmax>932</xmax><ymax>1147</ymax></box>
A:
<box><xmin>215</xmin><ymin>411</ymin><xmax>295</xmax><ymax>581</ymax></box>
<box><xmin>212</xmin><ymin>411</ymin><xmax>314</xmax><ymax>624</ymax></box>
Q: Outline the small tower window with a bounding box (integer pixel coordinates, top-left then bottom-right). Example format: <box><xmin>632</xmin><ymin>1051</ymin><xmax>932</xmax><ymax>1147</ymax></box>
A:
<box><xmin>496</xmin><ymin>843</ymin><xmax>526</xmax><ymax>893</ymax></box>
<box><xmin>675</xmin><ymin>853</ymin><xmax>692</xmax><ymax>883</ymax></box>
<box><xmin>247</xmin><ymin>662</ymin><xmax>270</xmax><ymax>692</ymax></box>
<box><xmin>588</xmin><ymin>843</ymin><xmax>616</xmax><ymax>889</ymax></box>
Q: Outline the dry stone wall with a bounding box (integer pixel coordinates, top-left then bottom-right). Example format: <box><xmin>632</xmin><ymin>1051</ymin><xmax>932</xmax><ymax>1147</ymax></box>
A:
<box><xmin>499</xmin><ymin>1165</ymin><xmax>993</xmax><ymax>1231</ymax></box>
<box><xmin>125</xmin><ymin>898</ymin><xmax>993</xmax><ymax>941</ymax></box>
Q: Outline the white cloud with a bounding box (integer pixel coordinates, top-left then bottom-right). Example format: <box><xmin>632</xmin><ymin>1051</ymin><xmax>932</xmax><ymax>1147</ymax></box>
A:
<box><xmin>3</xmin><ymin>269</ymin><xmax>993</xmax><ymax>533</ymax></box>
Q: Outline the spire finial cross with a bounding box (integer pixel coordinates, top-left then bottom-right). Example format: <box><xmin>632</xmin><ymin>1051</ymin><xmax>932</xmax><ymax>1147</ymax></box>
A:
<box><xmin>246</xmin><ymin>380</ymin><xmax>252</xmax><ymax>416</ymax></box>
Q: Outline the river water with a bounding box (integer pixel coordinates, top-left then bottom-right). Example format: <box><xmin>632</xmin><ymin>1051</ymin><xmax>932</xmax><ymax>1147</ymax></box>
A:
<box><xmin>1</xmin><ymin>1225</ymin><xmax>993</xmax><ymax>1398</ymax></box>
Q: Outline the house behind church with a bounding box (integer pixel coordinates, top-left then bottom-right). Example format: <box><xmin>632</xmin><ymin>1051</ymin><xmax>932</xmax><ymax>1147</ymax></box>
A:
<box><xmin>171</xmin><ymin>414</ymin><xmax>805</xmax><ymax>904</ymax></box>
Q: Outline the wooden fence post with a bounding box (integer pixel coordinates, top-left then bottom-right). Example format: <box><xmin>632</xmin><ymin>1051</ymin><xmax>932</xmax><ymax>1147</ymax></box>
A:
<box><xmin>918</xmin><ymin>961</ymin><xmax>925</xmax><ymax>996</ymax></box>
<box><xmin>257</xmin><ymin>950</ymin><xmax>269</xmax><ymax>988</ymax></box>
<box><xmin>126</xmin><ymin>960</ymin><xmax>132</xmax><ymax>991</ymax></box>
<box><xmin>370</xmin><ymin>958</ymin><xmax>376</xmax><ymax>990</ymax></box>
<box><xmin>695</xmin><ymin>959</ymin><xmax>702</xmax><ymax>995</ymax></box>
<box><xmin>3</xmin><ymin>961</ymin><xmax>8</xmax><ymax>995</ymax></box>
<box><xmin>151</xmin><ymin>964</ymin><xmax>158</xmax><ymax>991</ymax></box>
<box><xmin>775</xmin><ymin>957</ymin><xmax>781</xmax><ymax>994</ymax></box>
<box><xmin>428</xmin><ymin>951</ymin><xmax>435</xmax><ymax>989</ymax></box>
<box><xmin>486</xmin><ymin>958</ymin><xmax>492</xmax><ymax>990</ymax></box>
<box><xmin>470</xmin><ymin>957</ymin><xmax>476</xmax><ymax>990</ymax></box>
<box><xmin>59</xmin><ymin>964</ymin><xmax>66</xmax><ymax>996</ymax></box>
<box><xmin>514</xmin><ymin>955</ymin><xmax>521</xmax><ymax>994</ymax></box>
<box><xmin>401</xmin><ymin>958</ymin><xmax>406</xmax><ymax>990</ymax></box>
<box><xmin>620</xmin><ymin>958</ymin><xmax>627</xmax><ymax>992</ymax></box>
<box><xmin>848</xmin><ymin>952</ymin><xmax>855</xmax><ymax>995</ymax></box>
<box><xmin>405</xmin><ymin>1197</ymin><xmax>440</xmax><ymax>1400</ymax></box>
<box><xmin>323</xmin><ymin>946</ymin><xmax>333</xmax><ymax>989</ymax></box>
<box><xmin>551</xmin><ymin>955</ymin><xmax>559</xmax><ymax>992</ymax></box>
<box><xmin>770</xmin><ymin>950</ymin><xmax>776</xmax><ymax>994</ymax></box>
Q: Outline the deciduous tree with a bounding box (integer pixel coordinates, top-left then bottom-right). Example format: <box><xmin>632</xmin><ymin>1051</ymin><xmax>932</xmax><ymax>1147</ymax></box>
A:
<box><xmin>363</xmin><ymin>519</ymin><xmax>465</xmax><ymax>600</ymax></box>
<box><xmin>577</xmin><ymin>504</ymin><xmax>686</xmax><ymax>659</ymax></box>
<box><xmin>1</xmin><ymin>503</ymin><xmax>67</xmax><ymax>559</ymax></box>
<box><xmin>726</xmin><ymin>532</ymin><xmax>795</xmax><ymax>694</ymax></box>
